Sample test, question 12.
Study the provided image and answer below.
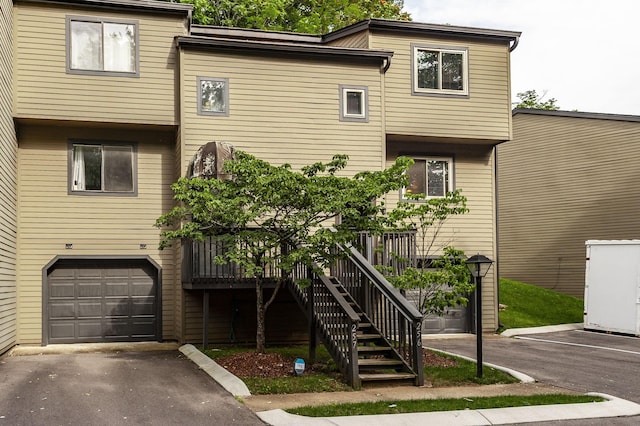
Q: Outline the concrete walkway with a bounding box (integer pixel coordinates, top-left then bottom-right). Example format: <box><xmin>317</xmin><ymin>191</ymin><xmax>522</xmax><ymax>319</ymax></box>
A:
<box><xmin>180</xmin><ymin>324</ymin><xmax>640</xmax><ymax>425</ymax></box>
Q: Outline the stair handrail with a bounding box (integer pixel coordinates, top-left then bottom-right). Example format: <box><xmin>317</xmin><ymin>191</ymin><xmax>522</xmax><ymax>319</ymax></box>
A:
<box><xmin>334</xmin><ymin>237</ymin><xmax>424</xmax><ymax>386</ymax></box>
<box><xmin>341</xmin><ymin>241</ymin><xmax>423</xmax><ymax>321</ymax></box>
<box><xmin>288</xmin><ymin>262</ymin><xmax>361</xmax><ymax>387</ymax></box>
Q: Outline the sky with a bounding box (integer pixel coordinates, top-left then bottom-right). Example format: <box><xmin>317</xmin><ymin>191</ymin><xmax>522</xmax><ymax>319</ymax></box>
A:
<box><xmin>403</xmin><ymin>0</ymin><xmax>640</xmax><ymax>115</ymax></box>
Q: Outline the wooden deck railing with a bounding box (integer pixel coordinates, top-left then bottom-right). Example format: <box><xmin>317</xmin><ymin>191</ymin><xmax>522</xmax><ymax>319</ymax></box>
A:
<box><xmin>182</xmin><ymin>230</ymin><xmax>422</xmax><ymax>387</ymax></box>
<box><xmin>331</xmin><ymin>235</ymin><xmax>424</xmax><ymax>386</ymax></box>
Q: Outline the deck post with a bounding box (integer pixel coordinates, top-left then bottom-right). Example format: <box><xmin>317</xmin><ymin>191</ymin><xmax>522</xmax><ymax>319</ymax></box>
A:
<box><xmin>203</xmin><ymin>290</ymin><xmax>209</xmax><ymax>350</ymax></box>
<box><xmin>308</xmin><ymin>266</ymin><xmax>317</xmax><ymax>363</ymax></box>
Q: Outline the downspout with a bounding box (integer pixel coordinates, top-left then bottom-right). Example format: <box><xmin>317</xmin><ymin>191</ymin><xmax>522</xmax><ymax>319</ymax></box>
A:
<box><xmin>509</xmin><ymin>36</ymin><xmax>520</xmax><ymax>52</ymax></box>
<box><xmin>383</xmin><ymin>55</ymin><xmax>391</xmax><ymax>73</ymax></box>
<box><xmin>494</xmin><ymin>146</ymin><xmax>503</xmax><ymax>328</ymax></box>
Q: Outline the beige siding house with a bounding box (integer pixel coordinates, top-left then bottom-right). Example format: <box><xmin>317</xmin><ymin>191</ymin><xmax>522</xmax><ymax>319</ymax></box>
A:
<box><xmin>498</xmin><ymin>109</ymin><xmax>640</xmax><ymax>297</ymax></box>
<box><xmin>4</xmin><ymin>0</ymin><xmax>519</xmax><ymax>355</ymax></box>
<box><xmin>0</xmin><ymin>0</ymin><xmax>17</xmax><ymax>355</ymax></box>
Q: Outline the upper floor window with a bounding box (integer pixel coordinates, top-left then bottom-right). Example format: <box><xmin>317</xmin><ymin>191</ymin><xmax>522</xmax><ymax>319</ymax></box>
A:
<box><xmin>403</xmin><ymin>157</ymin><xmax>453</xmax><ymax>199</ymax></box>
<box><xmin>198</xmin><ymin>77</ymin><xmax>229</xmax><ymax>116</ymax></box>
<box><xmin>339</xmin><ymin>85</ymin><xmax>368</xmax><ymax>122</ymax></box>
<box><xmin>412</xmin><ymin>44</ymin><xmax>468</xmax><ymax>96</ymax></box>
<box><xmin>67</xmin><ymin>16</ymin><xmax>139</xmax><ymax>77</ymax></box>
<box><xmin>70</xmin><ymin>142</ymin><xmax>137</xmax><ymax>195</ymax></box>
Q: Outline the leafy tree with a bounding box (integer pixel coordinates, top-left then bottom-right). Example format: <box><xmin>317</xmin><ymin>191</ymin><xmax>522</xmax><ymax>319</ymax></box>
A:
<box><xmin>382</xmin><ymin>190</ymin><xmax>474</xmax><ymax>317</ymax></box>
<box><xmin>514</xmin><ymin>89</ymin><xmax>559</xmax><ymax>110</ymax></box>
<box><xmin>156</xmin><ymin>151</ymin><xmax>411</xmax><ymax>353</ymax></box>
<box><xmin>172</xmin><ymin>0</ymin><xmax>410</xmax><ymax>33</ymax></box>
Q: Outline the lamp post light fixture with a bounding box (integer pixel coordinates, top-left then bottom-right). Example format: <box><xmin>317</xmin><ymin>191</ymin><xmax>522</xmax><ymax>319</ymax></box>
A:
<box><xmin>466</xmin><ymin>254</ymin><xmax>494</xmax><ymax>378</ymax></box>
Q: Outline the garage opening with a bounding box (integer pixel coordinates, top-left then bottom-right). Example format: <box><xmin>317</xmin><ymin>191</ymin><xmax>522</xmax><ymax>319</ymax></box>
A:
<box><xmin>43</xmin><ymin>257</ymin><xmax>161</xmax><ymax>345</ymax></box>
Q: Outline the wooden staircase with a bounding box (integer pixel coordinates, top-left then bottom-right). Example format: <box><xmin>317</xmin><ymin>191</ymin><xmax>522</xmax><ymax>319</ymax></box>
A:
<box><xmin>327</xmin><ymin>277</ymin><xmax>418</xmax><ymax>384</ymax></box>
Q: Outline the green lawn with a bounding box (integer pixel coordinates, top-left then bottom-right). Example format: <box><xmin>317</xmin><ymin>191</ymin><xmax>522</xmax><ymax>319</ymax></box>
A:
<box><xmin>424</xmin><ymin>350</ymin><xmax>518</xmax><ymax>386</ymax></box>
<box><xmin>287</xmin><ymin>394</ymin><xmax>605</xmax><ymax>417</ymax></box>
<box><xmin>499</xmin><ymin>278</ymin><xmax>584</xmax><ymax>330</ymax></box>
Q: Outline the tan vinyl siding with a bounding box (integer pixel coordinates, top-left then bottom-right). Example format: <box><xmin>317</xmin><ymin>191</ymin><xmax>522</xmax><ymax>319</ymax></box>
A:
<box><xmin>386</xmin><ymin>142</ymin><xmax>498</xmax><ymax>332</ymax></box>
<box><xmin>180</xmin><ymin>51</ymin><xmax>385</xmax><ymax>174</ymax></box>
<box><xmin>13</xmin><ymin>3</ymin><xmax>187</xmax><ymax>126</ymax></box>
<box><xmin>326</xmin><ymin>30</ymin><xmax>370</xmax><ymax>48</ymax></box>
<box><xmin>498</xmin><ymin>113</ymin><xmax>640</xmax><ymax>298</ymax></box>
<box><xmin>16</xmin><ymin>124</ymin><xmax>178</xmax><ymax>343</ymax></box>
<box><xmin>371</xmin><ymin>33</ymin><xmax>512</xmax><ymax>142</ymax></box>
<box><xmin>0</xmin><ymin>0</ymin><xmax>17</xmax><ymax>355</ymax></box>
<box><xmin>179</xmin><ymin>50</ymin><xmax>386</xmax><ymax>335</ymax></box>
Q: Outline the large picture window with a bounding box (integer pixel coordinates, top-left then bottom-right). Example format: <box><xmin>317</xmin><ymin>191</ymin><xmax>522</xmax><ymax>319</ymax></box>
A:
<box><xmin>412</xmin><ymin>44</ymin><xmax>468</xmax><ymax>96</ymax></box>
<box><xmin>70</xmin><ymin>143</ymin><xmax>136</xmax><ymax>195</ymax></box>
<box><xmin>67</xmin><ymin>16</ymin><xmax>139</xmax><ymax>76</ymax></box>
<box><xmin>403</xmin><ymin>157</ymin><xmax>453</xmax><ymax>199</ymax></box>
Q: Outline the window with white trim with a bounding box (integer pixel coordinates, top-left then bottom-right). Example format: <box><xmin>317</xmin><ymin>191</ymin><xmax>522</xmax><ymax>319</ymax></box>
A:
<box><xmin>70</xmin><ymin>143</ymin><xmax>136</xmax><ymax>195</ymax></box>
<box><xmin>339</xmin><ymin>85</ymin><xmax>368</xmax><ymax>122</ymax></box>
<box><xmin>403</xmin><ymin>157</ymin><xmax>453</xmax><ymax>198</ymax></box>
<box><xmin>67</xmin><ymin>16</ymin><xmax>138</xmax><ymax>76</ymax></box>
<box><xmin>412</xmin><ymin>45</ymin><xmax>468</xmax><ymax>96</ymax></box>
<box><xmin>198</xmin><ymin>77</ymin><xmax>229</xmax><ymax>116</ymax></box>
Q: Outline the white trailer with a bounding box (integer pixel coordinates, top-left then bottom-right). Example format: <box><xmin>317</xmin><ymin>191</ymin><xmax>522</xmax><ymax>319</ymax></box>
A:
<box><xmin>584</xmin><ymin>240</ymin><xmax>640</xmax><ymax>336</ymax></box>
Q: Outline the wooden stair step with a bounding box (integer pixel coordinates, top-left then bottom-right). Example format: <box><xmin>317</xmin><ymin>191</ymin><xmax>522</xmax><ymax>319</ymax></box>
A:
<box><xmin>357</xmin><ymin>333</ymin><xmax>382</xmax><ymax>339</ymax></box>
<box><xmin>359</xmin><ymin>373</ymin><xmax>416</xmax><ymax>381</ymax></box>
<box><xmin>358</xmin><ymin>359</ymin><xmax>403</xmax><ymax>366</ymax></box>
<box><xmin>358</xmin><ymin>345</ymin><xmax>392</xmax><ymax>352</ymax></box>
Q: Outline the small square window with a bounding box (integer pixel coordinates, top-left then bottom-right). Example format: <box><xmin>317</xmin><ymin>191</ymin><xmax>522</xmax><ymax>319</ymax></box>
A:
<box><xmin>403</xmin><ymin>157</ymin><xmax>453</xmax><ymax>199</ymax></box>
<box><xmin>198</xmin><ymin>77</ymin><xmax>229</xmax><ymax>116</ymax></box>
<box><xmin>67</xmin><ymin>16</ymin><xmax>139</xmax><ymax>77</ymax></box>
<box><xmin>70</xmin><ymin>142</ymin><xmax>136</xmax><ymax>195</ymax></box>
<box><xmin>412</xmin><ymin>44</ymin><xmax>468</xmax><ymax>97</ymax></box>
<box><xmin>339</xmin><ymin>85</ymin><xmax>368</xmax><ymax>122</ymax></box>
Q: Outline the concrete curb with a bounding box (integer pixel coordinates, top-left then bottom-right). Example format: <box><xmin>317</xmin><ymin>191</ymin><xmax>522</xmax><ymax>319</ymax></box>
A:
<box><xmin>178</xmin><ymin>344</ymin><xmax>251</xmax><ymax>398</ymax></box>
<box><xmin>9</xmin><ymin>342</ymin><xmax>180</xmax><ymax>355</ymax></box>
<box><xmin>424</xmin><ymin>346</ymin><xmax>536</xmax><ymax>384</ymax></box>
<box><xmin>500</xmin><ymin>323</ymin><xmax>584</xmax><ymax>337</ymax></box>
<box><xmin>256</xmin><ymin>393</ymin><xmax>640</xmax><ymax>426</ymax></box>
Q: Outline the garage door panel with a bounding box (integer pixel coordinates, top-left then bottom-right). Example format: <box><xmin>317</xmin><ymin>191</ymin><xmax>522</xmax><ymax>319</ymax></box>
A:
<box><xmin>77</xmin><ymin>301</ymin><xmax>103</xmax><ymax>319</ymax></box>
<box><xmin>131</xmin><ymin>282</ymin><xmax>154</xmax><ymax>296</ymax></box>
<box><xmin>130</xmin><ymin>320</ymin><xmax>157</xmax><ymax>337</ymax></box>
<box><xmin>104</xmin><ymin>320</ymin><xmax>132</xmax><ymax>337</ymax></box>
<box><xmin>77</xmin><ymin>283</ymin><xmax>102</xmax><ymax>298</ymax></box>
<box><xmin>49</xmin><ymin>282</ymin><xmax>75</xmax><ymax>298</ymax></box>
<box><xmin>77</xmin><ymin>322</ymin><xmax>103</xmax><ymax>339</ymax></box>
<box><xmin>46</xmin><ymin>259</ymin><xmax>159</xmax><ymax>344</ymax></box>
<box><xmin>131</xmin><ymin>298</ymin><xmax>155</xmax><ymax>316</ymax></box>
<box><xmin>49</xmin><ymin>302</ymin><xmax>76</xmax><ymax>319</ymax></box>
<box><xmin>105</xmin><ymin>300</ymin><xmax>131</xmax><ymax>317</ymax></box>
<box><xmin>76</xmin><ymin>269</ymin><xmax>102</xmax><ymax>279</ymax></box>
<box><xmin>50</xmin><ymin>322</ymin><xmax>75</xmax><ymax>340</ymax></box>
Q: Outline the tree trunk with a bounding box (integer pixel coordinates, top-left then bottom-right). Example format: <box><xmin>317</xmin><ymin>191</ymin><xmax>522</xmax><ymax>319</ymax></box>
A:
<box><xmin>256</xmin><ymin>278</ymin><xmax>266</xmax><ymax>353</ymax></box>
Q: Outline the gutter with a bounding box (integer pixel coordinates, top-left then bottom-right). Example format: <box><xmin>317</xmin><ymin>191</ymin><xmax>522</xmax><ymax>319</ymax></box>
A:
<box><xmin>176</xmin><ymin>36</ymin><xmax>393</xmax><ymax>64</ymax></box>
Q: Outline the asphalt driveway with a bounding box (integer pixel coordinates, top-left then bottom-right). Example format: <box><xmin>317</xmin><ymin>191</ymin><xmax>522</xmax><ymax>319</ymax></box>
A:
<box><xmin>0</xmin><ymin>350</ymin><xmax>264</xmax><ymax>426</ymax></box>
<box><xmin>427</xmin><ymin>329</ymin><xmax>640</xmax><ymax>425</ymax></box>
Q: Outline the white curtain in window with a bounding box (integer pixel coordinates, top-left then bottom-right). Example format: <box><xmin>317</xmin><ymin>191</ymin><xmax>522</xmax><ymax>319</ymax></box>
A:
<box><xmin>72</xmin><ymin>146</ymin><xmax>86</xmax><ymax>191</ymax></box>
<box><xmin>103</xmin><ymin>23</ymin><xmax>135</xmax><ymax>72</ymax></box>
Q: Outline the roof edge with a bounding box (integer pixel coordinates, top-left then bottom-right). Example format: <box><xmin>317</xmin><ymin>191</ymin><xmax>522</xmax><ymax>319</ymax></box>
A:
<box><xmin>190</xmin><ymin>25</ymin><xmax>321</xmax><ymax>44</ymax></box>
<box><xmin>176</xmin><ymin>35</ymin><xmax>393</xmax><ymax>61</ymax></box>
<box><xmin>324</xmin><ymin>18</ymin><xmax>521</xmax><ymax>44</ymax></box>
<box><xmin>512</xmin><ymin>108</ymin><xmax>640</xmax><ymax>123</ymax></box>
<box><xmin>15</xmin><ymin>0</ymin><xmax>193</xmax><ymax>15</ymax></box>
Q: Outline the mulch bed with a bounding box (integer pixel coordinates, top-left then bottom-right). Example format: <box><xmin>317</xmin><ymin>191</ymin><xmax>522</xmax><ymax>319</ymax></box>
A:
<box><xmin>216</xmin><ymin>348</ymin><xmax>456</xmax><ymax>379</ymax></box>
